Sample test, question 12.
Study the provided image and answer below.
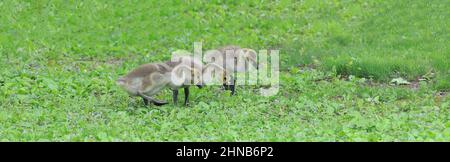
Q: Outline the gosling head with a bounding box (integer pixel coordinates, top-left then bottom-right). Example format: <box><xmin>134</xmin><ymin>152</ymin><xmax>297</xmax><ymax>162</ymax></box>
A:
<box><xmin>193</xmin><ymin>68</ymin><xmax>204</xmax><ymax>89</ymax></box>
<box><xmin>202</xmin><ymin>63</ymin><xmax>230</xmax><ymax>86</ymax></box>
<box><xmin>170</xmin><ymin>65</ymin><xmax>204</xmax><ymax>89</ymax></box>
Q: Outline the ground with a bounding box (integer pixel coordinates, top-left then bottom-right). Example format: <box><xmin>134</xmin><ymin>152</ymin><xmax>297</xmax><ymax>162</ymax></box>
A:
<box><xmin>0</xmin><ymin>0</ymin><xmax>448</xmax><ymax>141</ymax></box>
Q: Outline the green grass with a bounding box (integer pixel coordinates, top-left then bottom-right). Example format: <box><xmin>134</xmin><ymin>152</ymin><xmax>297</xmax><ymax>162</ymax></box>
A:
<box><xmin>0</xmin><ymin>0</ymin><xmax>449</xmax><ymax>141</ymax></box>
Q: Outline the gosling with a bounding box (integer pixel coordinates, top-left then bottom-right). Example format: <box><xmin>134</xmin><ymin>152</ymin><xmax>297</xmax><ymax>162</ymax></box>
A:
<box><xmin>116</xmin><ymin>56</ymin><xmax>203</xmax><ymax>106</ymax></box>
<box><xmin>205</xmin><ymin>45</ymin><xmax>258</xmax><ymax>95</ymax></box>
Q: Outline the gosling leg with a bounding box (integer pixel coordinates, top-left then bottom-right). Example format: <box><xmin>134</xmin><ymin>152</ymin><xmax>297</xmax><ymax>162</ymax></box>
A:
<box><xmin>230</xmin><ymin>79</ymin><xmax>236</xmax><ymax>96</ymax></box>
<box><xmin>142</xmin><ymin>97</ymin><xmax>149</xmax><ymax>106</ymax></box>
<box><xmin>172</xmin><ymin>89</ymin><xmax>179</xmax><ymax>105</ymax></box>
<box><xmin>184</xmin><ymin>87</ymin><xmax>189</xmax><ymax>106</ymax></box>
<box><xmin>138</xmin><ymin>92</ymin><xmax>168</xmax><ymax>106</ymax></box>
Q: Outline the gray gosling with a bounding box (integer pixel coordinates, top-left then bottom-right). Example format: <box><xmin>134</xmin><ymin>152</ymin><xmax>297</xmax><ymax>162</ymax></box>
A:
<box><xmin>205</xmin><ymin>45</ymin><xmax>258</xmax><ymax>95</ymax></box>
<box><xmin>116</xmin><ymin>56</ymin><xmax>203</xmax><ymax>106</ymax></box>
